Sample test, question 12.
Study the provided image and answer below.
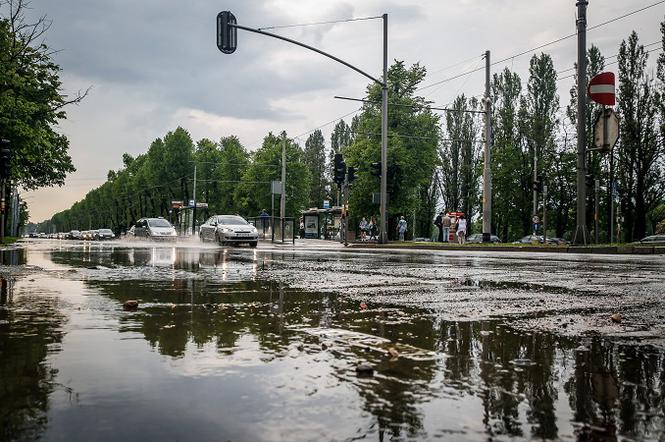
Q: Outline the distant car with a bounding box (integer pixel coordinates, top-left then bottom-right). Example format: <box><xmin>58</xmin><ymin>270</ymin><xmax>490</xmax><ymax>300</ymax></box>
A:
<box><xmin>69</xmin><ymin>230</ymin><xmax>82</xmax><ymax>240</ymax></box>
<box><xmin>199</xmin><ymin>215</ymin><xmax>259</xmax><ymax>247</ymax></box>
<box><xmin>95</xmin><ymin>229</ymin><xmax>115</xmax><ymax>240</ymax></box>
<box><xmin>545</xmin><ymin>237</ymin><xmax>569</xmax><ymax>245</ymax></box>
<box><xmin>513</xmin><ymin>235</ymin><xmax>544</xmax><ymax>244</ymax></box>
<box><xmin>466</xmin><ymin>233</ymin><xmax>502</xmax><ymax>244</ymax></box>
<box><xmin>639</xmin><ymin>234</ymin><xmax>665</xmax><ymax>245</ymax></box>
<box><xmin>130</xmin><ymin>218</ymin><xmax>177</xmax><ymax>240</ymax></box>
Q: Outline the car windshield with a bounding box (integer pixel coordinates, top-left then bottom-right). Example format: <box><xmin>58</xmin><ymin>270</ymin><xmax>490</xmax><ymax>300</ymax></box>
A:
<box><xmin>147</xmin><ymin>219</ymin><xmax>172</xmax><ymax>228</ymax></box>
<box><xmin>217</xmin><ymin>216</ymin><xmax>248</xmax><ymax>225</ymax></box>
<box><xmin>99</xmin><ymin>229</ymin><xmax>113</xmax><ymax>234</ymax></box>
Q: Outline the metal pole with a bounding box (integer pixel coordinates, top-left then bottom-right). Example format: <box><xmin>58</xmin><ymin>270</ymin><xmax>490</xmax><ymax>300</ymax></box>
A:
<box><xmin>0</xmin><ymin>180</ymin><xmax>4</xmax><ymax>243</ymax></box>
<box><xmin>532</xmin><ymin>147</ymin><xmax>538</xmax><ymax>217</ymax></box>
<box><xmin>543</xmin><ymin>184</ymin><xmax>548</xmax><ymax>245</ymax></box>
<box><xmin>610</xmin><ymin>154</ymin><xmax>615</xmax><ymax>244</ymax></box>
<box><xmin>281</xmin><ymin>133</ymin><xmax>286</xmax><ymax>242</ymax></box>
<box><xmin>192</xmin><ymin>164</ymin><xmax>197</xmax><ymax>236</ymax></box>
<box><xmin>379</xmin><ymin>13</ymin><xmax>388</xmax><ymax>244</ymax></box>
<box><xmin>574</xmin><ymin>0</ymin><xmax>589</xmax><ymax>245</ymax></box>
<box><xmin>594</xmin><ymin>178</ymin><xmax>600</xmax><ymax>244</ymax></box>
<box><xmin>482</xmin><ymin>50</ymin><xmax>492</xmax><ymax>243</ymax></box>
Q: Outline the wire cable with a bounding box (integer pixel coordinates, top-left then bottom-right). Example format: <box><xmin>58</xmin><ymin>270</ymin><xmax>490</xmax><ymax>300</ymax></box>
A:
<box><xmin>416</xmin><ymin>0</ymin><xmax>665</xmax><ymax>92</ymax></box>
<box><xmin>258</xmin><ymin>15</ymin><xmax>382</xmax><ymax>31</ymax></box>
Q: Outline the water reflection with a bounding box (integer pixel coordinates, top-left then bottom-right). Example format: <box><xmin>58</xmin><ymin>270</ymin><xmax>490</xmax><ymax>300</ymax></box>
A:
<box><xmin>0</xmin><ymin>276</ymin><xmax>67</xmax><ymax>440</ymax></box>
<box><xmin>78</xmin><ymin>271</ymin><xmax>665</xmax><ymax>440</ymax></box>
<box><xmin>3</xmin><ymin>245</ymin><xmax>664</xmax><ymax>440</ymax></box>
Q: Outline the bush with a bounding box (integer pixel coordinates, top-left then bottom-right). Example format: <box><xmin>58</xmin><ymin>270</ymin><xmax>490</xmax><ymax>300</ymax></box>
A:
<box><xmin>657</xmin><ymin>219</ymin><xmax>665</xmax><ymax>235</ymax></box>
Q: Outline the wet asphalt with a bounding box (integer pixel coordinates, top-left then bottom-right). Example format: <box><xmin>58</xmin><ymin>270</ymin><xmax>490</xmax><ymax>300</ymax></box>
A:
<box><xmin>0</xmin><ymin>238</ymin><xmax>663</xmax><ymax>441</ymax></box>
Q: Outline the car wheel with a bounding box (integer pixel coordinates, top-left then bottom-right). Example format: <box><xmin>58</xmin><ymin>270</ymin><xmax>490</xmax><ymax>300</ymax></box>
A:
<box><xmin>249</xmin><ymin>241</ymin><xmax>257</xmax><ymax>248</ymax></box>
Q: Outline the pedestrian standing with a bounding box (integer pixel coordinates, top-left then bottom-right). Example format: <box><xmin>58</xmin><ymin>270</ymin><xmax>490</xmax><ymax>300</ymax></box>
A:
<box><xmin>442</xmin><ymin>212</ymin><xmax>451</xmax><ymax>243</ymax></box>
<box><xmin>398</xmin><ymin>216</ymin><xmax>408</xmax><ymax>241</ymax></box>
<box><xmin>532</xmin><ymin>215</ymin><xmax>540</xmax><ymax>235</ymax></box>
<box><xmin>369</xmin><ymin>217</ymin><xmax>377</xmax><ymax>240</ymax></box>
<box><xmin>456</xmin><ymin>214</ymin><xmax>467</xmax><ymax>245</ymax></box>
<box><xmin>359</xmin><ymin>217</ymin><xmax>368</xmax><ymax>241</ymax></box>
<box><xmin>434</xmin><ymin>211</ymin><xmax>443</xmax><ymax>242</ymax></box>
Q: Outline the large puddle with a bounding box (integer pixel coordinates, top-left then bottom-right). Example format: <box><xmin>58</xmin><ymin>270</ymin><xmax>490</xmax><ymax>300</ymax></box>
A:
<box><xmin>0</xmin><ymin>241</ymin><xmax>664</xmax><ymax>441</ymax></box>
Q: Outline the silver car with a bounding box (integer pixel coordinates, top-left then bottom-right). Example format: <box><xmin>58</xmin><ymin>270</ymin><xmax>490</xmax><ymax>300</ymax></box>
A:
<box><xmin>199</xmin><ymin>215</ymin><xmax>258</xmax><ymax>247</ymax></box>
<box><xmin>130</xmin><ymin>218</ymin><xmax>177</xmax><ymax>240</ymax></box>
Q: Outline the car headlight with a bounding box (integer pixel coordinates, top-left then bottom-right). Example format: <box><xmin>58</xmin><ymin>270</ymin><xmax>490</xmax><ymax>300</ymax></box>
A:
<box><xmin>220</xmin><ymin>228</ymin><xmax>232</xmax><ymax>233</ymax></box>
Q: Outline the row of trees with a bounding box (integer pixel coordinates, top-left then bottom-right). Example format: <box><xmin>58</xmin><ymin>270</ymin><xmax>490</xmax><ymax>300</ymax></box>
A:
<box><xmin>49</xmin><ymin>23</ymin><xmax>665</xmax><ymax>242</ymax></box>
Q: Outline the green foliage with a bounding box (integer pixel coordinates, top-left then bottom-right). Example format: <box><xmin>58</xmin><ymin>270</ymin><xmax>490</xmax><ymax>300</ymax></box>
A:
<box><xmin>303</xmin><ymin>129</ymin><xmax>326</xmax><ymax>208</ymax></box>
<box><xmin>345</xmin><ymin>61</ymin><xmax>440</xmax><ymax>239</ymax></box>
<box><xmin>0</xmin><ymin>4</ymin><xmax>77</xmax><ymax>190</ymax></box>
<box><xmin>235</xmin><ymin>132</ymin><xmax>311</xmax><ymax>218</ymax></box>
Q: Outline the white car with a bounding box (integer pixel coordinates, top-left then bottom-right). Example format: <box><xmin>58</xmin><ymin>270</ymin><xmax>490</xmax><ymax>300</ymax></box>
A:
<box><xmin>199</xmin><ymin>215</ymin><xmax>258</xmax><ymax>247</ymax></box>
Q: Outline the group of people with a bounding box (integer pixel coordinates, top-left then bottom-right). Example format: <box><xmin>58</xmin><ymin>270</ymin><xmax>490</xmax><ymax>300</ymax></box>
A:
<box><xmin>358</xmin><ymin>216</ymin><xmax>379</xmax><ymax>241</ymax></box>
<box><xmin>434</xmin><ymin>211</ymin><xmax>467</xmax><ymax>244</ymax></box>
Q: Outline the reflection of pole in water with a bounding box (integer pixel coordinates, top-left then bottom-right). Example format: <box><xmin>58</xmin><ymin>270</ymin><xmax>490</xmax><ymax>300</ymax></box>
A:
<box><xmin>0</xmin><ymin>276</ymin><xmax>9</xmax><ymax>304</ymax></box>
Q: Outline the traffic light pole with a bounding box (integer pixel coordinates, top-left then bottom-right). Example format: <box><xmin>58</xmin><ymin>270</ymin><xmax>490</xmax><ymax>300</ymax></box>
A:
<box><xmin>223</xmin><ymin>14</ymin><xmax>389</xmax><ymax>243</ymax></box>
<box><xmin>481</xmin><ymin>50</ymin><xmax>492</xmax><ymax>243</ymax></box>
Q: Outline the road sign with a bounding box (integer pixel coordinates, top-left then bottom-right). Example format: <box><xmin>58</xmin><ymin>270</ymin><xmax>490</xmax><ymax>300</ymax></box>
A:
<box><xmin>271</xmin><ymin>180</ymin><xmax>282</xmax><ymax>194</ymax></box>
<box><xmin>322</xmin><ymin>200</ymin><xmax>330</xmax><ymax>209</ymax></box>
<box><xmin>587</xmin><ymin>72</ymin><xmax>615</xmax><ymax>106</ymax></box>
<box><xmin>593</xmin><ymin>108</ymin><xmax>619</xmax><ymax>152</ymax></box>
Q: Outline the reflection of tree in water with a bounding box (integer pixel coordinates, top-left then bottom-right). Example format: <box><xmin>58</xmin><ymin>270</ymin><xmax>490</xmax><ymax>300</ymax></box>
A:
<box><xmin>565</xmin><ymin>338</ymin><xmax>665</xmax><ymax>441</ymax></box>
<box><xmin>0</xmin><ymin>277</ymin><xmax>67</xmax><ymax>440</ymax></box>
<box><xmin>335</xmin><ymin>309</ymin><xmax>439</xmax><ymax>439</ymax></box>
<box><xmin>441</xmin><ymin>320</ymin><xmax>568</xmax><ymax>439</ymax></box>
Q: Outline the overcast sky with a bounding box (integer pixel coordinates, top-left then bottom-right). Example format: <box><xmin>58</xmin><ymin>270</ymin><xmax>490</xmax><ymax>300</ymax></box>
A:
<box><xmin>18</xmin><ymin>0</ymin><xmax>665</xmax><ymax>222</ymax></box>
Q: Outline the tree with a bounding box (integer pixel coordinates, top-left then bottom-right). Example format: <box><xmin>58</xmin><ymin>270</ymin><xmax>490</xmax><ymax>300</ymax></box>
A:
<box><xmin>235</xmin><ymin>132</ymin><xmax>311</xmax><ymax>219</ymax></box>
<box><xmin>491</xmin><ymin>68</ymin><xmax>530</xmax><ymax>240</ymax></box>
<box><xmin>345</xmin><ymin>61</ymin><xmax>440</xmax><ymax>239</ymax></box>
<box><xmin>616</xmin><ymin>31</ymin><xmax>663</xmax><ymax>241</ymax></box>
<box><xmin>439</xmin><ymin>95</ymin><xmax>481</xmax><ymax>225</ymax></box>
<box><xmin>303</xmin><ymin>129</ymin><xmax>326</xmax><ymax>208</ymax></box>
<box><xmin>0</xmin><ymin>0</ymin><xmax>84</xmax><ymax>189</ymax></box>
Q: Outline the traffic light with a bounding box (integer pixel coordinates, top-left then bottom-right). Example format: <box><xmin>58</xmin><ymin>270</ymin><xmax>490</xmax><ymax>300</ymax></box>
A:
<box><xmin>0</xmin><ymin>139</ymin><xmax>10</xmax><ymax>180</ymax></box>
<box><xmin>216</xmin><ymin>11</ymin><xmax>237</xmax><ymax>54</ymax></box>
<box><xmin>532</xmin><ymin>174</ymin><xmax>543</xmax><ymax>193</ymax></box>
<box><xmin>370</xmin><ymin>162</ymin><xmax>381</xmax><ymax>178</ymax></box>
<box><xmin>347</xmin><ymin>166</ymin><xmax>356</xmax><ymax>183</ymax></box>
<box><xmin>333</xmin><ymin>153</ymin><xmax>346</xmax><ymax>186</ymax></box>
<box><xmin>585</xmin><ymin>173</ymin><xmax>594</xmax><ymax>188</ymax></box>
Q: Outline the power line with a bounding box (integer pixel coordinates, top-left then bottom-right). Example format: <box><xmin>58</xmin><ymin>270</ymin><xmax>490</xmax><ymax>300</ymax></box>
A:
<box><xmin>416</xmin><ymin>0</ymin><xmax>665</xmax><ymax>92</ymax></box>
<box><xmin>334</xmin><ymin>95</ymin><xmax>486</xmax><ymax>114</ymax></box>
<box><xmin>258</xmin><ymin>15</ymin><xmax>382</xmax><ymax>31</ymax></box>
<box><xmin>292</xmin><ymin>106</ymin><xmax>362</xmax><ymax>139</ymax></box>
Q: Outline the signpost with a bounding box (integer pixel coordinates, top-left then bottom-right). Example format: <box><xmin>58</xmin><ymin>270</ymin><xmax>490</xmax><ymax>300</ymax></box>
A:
<box><xmin>587</xmin><ymin>71</ymin><xmax>618</xmax><ymax>244</ymax></box>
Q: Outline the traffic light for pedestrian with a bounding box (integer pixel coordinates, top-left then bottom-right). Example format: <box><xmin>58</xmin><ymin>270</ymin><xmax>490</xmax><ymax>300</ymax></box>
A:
<box><xmin>370</xmin><ymin>162</ymin><xmax>381</xmax><ymax>178</ymax></box>
<box><xmin>216</xmin><ymin>11</ymin><xmax>237</xmax><ymax>54</ymax></box>
<box><xmin>0</xmin><ymin>139</ymin><xmax>11</xmax><ymax>180</ymax></box>
<box><xmin>347</xmin><ymin>166</ymin><xmax>356</xmax><ymax>183</ymax></box>
<box><xmin>333</xmin><ymin>153</ymin><xmax>346</xmax><ymax>186</ymax></box>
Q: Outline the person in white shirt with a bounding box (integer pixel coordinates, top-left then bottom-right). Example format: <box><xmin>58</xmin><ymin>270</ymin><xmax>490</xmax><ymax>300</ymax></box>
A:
<box><xmin>456</xmin><ymin>215</ymin><xmax>467</xmax><ymax>245</ymax></box>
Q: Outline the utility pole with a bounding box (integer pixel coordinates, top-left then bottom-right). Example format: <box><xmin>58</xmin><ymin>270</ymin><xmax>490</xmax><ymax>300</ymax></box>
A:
<box><xmin>281</xmin><ymin>132</ymin><xmax>286</xmax><ymax>241</ymax></box>
<box><xmin>532</xmin><ymin>148</ymin><xmax>538</xmax><ymax>217</ymax></box>
<box><xmin>192</xmin><ymin>164</ymin><xmax>197</xmax><ymax>236</ymax></box>
<box><xmin>594</xmin><ymin>179</ymin><xmax>600</xmax><ymax>244</ymax></box>
<box><xmin>379</xmin><ymin>13</ymin><xmax>388</xmax><ymax>244</ymax></box>
<box><xmin>574</xmin><ymin>0</ymin><xmax>589</xmax><ymax>245</ymax></box>
<box><xmin>482</xmin><ymin>50</ymin><xmax>492</xmax><ymax>243</ymax></box>
<box><xmin>543</xmin><ymin>184</ymin><xmax>548</xmax><ymax>245</ymax></box>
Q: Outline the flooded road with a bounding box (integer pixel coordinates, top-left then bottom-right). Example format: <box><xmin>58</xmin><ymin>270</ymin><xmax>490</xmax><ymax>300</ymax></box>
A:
<box><xmin>1</xmin><ymin>240</ymin><xmax>664</xmax><ymax>441</ymax></box>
